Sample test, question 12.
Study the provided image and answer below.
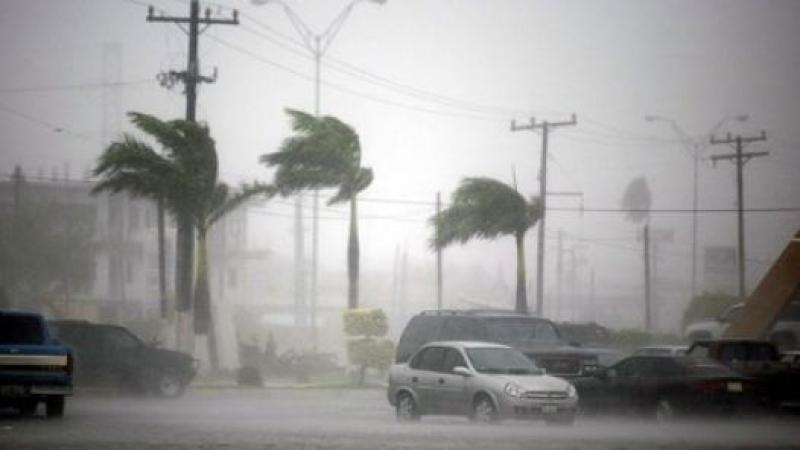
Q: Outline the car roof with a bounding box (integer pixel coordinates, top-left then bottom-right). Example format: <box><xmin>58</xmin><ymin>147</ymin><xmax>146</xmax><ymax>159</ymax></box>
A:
<box><xmin>417</xmin><ymin>309</ymin><xmax>548</xmax><ymax>319</ymax></box>
<box><xmin>423</xmin><ymin>340</ymin><xmax>512</xmax><ymax>350</ymax></box>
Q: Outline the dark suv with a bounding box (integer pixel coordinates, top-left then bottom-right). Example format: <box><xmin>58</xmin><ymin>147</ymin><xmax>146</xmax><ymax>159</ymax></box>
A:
<box><xmin>395</xmin><ymin>310</ymin><xmax>609</xmax><ymax>380</ymax></box>
<box><xmin>48</xmin><ymin>320</ymin><xmax>197</xmax><ymax>397</ymax></box>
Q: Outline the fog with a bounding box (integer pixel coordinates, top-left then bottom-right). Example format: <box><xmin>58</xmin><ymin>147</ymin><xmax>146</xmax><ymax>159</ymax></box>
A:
<box><xmin>1</xmin><ymin>2</ymin><xmax>800</xmax><ymax>445</ymax></box>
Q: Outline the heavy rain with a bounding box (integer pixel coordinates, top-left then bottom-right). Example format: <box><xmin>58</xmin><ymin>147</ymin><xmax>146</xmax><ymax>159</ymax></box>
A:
<box><xmin>1</xmin><ymin>0</ymin><xmax>799</xmax><ymax>448</ymax></box>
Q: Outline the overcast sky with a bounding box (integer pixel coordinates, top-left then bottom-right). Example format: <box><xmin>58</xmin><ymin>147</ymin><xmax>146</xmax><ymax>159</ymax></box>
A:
<box><xmin>1</xmin><ymin>0</ymin><xmax>798</xmax><ymax>325</ymax></box>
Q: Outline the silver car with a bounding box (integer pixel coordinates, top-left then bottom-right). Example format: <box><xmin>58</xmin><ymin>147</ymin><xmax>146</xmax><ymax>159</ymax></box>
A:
<box><xmin>387</xmin><ymin>341</ymin><xmax>578</xmax><ymax>424</ymax></box>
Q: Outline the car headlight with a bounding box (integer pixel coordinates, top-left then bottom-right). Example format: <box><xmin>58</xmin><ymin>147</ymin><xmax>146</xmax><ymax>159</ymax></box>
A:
<box><xmin>566</xmin><ymin>384</ymin><xmax>577</xmax><ymax>398</ymax></box>
<box><xmin>504</xmin><ymin>382</ymin><xmax>524</xmax><ymax>398</ymax></box>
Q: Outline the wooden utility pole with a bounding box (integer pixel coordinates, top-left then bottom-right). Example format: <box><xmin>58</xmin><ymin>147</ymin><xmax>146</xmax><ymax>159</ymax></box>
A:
<box><xmin>511</xmin><ymin>115</ymin><xmax>577</xmax><ymax>316</ymax></box>
<box><xmin>709</xmin><ymin>131</ymin><xmax>768</xmax><ymax>299</ymax></box>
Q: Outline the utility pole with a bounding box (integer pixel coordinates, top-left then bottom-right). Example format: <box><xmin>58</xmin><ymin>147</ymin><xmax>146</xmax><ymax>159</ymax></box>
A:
<box><xmin>510</xmin><ymin>114</ymin><xmax>577</xmax><ymax>316</ymax></box>
<box><xmin>643</xmin><ymin>224</ymin><xmax>652</xmax><ymax>331</ymax></box>
<box><xmin>556</xmin><ymin>229</ymin><xmax>564</xmax><ymax>318</ymax></box>
<box><xmin>709</xmin><ymin>131</ymin><xmax>768</xmax><ymax>299</ymax></box>
<box><xmin>435</xmin><ymin>191</ymin><xmax>443</xmax><ymax>310</ymax></box>
<box><xmin>146</xmin><ymin>1</ymin><xmax>238</xmax><ymax>358</ymax></box>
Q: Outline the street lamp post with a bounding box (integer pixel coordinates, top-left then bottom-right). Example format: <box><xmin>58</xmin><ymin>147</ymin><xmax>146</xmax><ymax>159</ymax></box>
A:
<box><xmin>644</xmin><ymin>114</ymin><xmax>748</xmax><ymax>301</ymax></box>
<box><xmin>253</xmin><ymin>0</ymin><xmax>386</xmax><ymax>349</ymax></box>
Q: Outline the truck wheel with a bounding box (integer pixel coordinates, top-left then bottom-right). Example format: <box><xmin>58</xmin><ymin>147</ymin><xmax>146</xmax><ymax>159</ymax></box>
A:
<box><xmin>45</xmin><ymin>396</ymin><xmax>65</xmax><ymax>418</ymax></box>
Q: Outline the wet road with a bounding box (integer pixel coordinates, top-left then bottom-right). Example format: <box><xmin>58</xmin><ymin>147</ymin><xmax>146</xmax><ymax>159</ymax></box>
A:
<box><xmin>2</xmin><ymin>388</ymin><xmax>799</xmax><ymax>449</ymax></box>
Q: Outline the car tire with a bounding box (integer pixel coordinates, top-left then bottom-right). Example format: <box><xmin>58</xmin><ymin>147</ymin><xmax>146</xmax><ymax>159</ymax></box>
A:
<box><xmin>470</xmin><ymin>394</ymin><xmax>498</xmax><ymax>423</ymax></box>
<box><xmin>654</xmin><ymin>398</ymin><xmax>675</xmax><ymax>423</ymax></box>
<box><xmin>45</xmin><ymin>396</ymin><xmax>65</xmax><ymax>418</ymax></box>
<box><xmin>395</xmin><ymin>392</ymin><xmax>420</xmax><ymax>422</ymax></box>
<box><xmin>152</xmin><ymin>371</ymin><xmax>186</xmax><ymax>398</ymax></box>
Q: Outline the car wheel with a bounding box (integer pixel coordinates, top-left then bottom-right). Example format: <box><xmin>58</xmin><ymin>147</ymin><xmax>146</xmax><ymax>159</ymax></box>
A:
<box><xmin>655</xmin><ymin>398</ymin><xmax>675</xmax><ymax>423</ymax></box>
<box><xmin>395</xmin><ymin>392</ymin><xmax>420</xmax><ymax>422</ymax></box>
<box><xmin>45</xmin><ymin>396</ymin><xmax>65</xmax><ymax>418</ymax></box>
<box><xmin>153</xmin><ymin>371</ymin><xmax>185</xmax><ymax>398</ymax></box>
<box><xmin>470</xmin><ymin>394</ymin><xmax>498</xmax><ymax>423</ymax></box>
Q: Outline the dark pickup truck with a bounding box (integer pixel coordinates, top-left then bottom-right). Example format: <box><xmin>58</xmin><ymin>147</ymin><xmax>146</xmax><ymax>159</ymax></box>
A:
<box><xmin>0</xmin><ymin>310</ymin><xmax>73</xmax><ymax>417</ymax></box>
<box><xmin>687</xmin><ymin>339</ymin><xmax>800</xmax><ymax>408</ymax></box>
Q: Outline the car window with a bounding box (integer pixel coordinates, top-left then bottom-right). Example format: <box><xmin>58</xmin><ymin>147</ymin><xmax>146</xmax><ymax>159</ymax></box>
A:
<box><xmin>410</xmin><ymin>346</ymin><xmax>445</xmax><ymax>372</ymax></box>
<box><xmin>465</xmin><ymin>347</ymin><xmax>538</xmax><ymax>374</ymax></box>
<box><xmin>647</xmin><ymin>358</ymin><xmax>685</xmax><ymax>377</ymax></box>
<box><xmin>0</xmin><ymin>315</ymin><xmax>43</xmax><ymax>345</ymax></box>
<box><xmin>439</xmin><ymin>318</ymin><xmax>484</xmax><ymax>341</ymax></box>
<box><xmin>719</xmin><ymin>344</ymin><xmax>748</xmax><ymax>362</ymax></box>
<box><xmin>396</xmin><ymin>316</ymin><xmax>442</xmax><ymax>362</ymax></box>
<box><xmin>441</xmin><ymin>348</ymin><xmax>467</xmax><ymax>373</ymax></box>
<box><xmin>103</xmin><ymin>327</ymin><xmax>142</xmax><ymax>352</ymax></box>
<box><xmin>612</xmin><ymin>358</ymin><xmax>641</xmax><ymax>377</ymax></box>
<box><xmin>751</xmin><ymin>344</ymin><xmax>778</xmax><ymax>361</ymax></box>
<box><xmin>688</xmin><ymin>345</ymin><xmax>709</xmax><ymax>358</ymax></box>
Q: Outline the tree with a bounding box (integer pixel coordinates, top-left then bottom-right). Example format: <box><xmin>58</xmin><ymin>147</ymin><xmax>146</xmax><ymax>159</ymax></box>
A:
<box><xmin>193</xmin><ymin>182</ymin><xmax>272</xmax><ymax>368</ymax></box>
<box><xmin>261</xmin><ymin>109</ymin><xmax>373</xmax><ymax>309</ymax></box>
<box><xmin>431</xmin><ymin>177</ymin><xmax>541</xmax><ymax>314</ymax></box>
<box><xmin>94</xmin><ymin>112</ymin><xmax>270</xmax><ymax>363</ymax></box>
<box><xmin>621</xmin><ymin>176</ymin><xmax>653</xmax><ymax>330</ymax></box>
<box><xmin>0</xmin><ymin>199</ymin><xmax>96</xmax><ymax>315</ymax></box>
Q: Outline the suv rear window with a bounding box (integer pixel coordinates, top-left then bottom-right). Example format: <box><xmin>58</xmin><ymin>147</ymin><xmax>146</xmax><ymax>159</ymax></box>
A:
<box><xmin>0</xmin><ymin>315</ymin><xmax>44</xmax><ymax>345</ymax></box>
<box><xmin>485</xmin><ymin>318</ymin><xmax>561</xmax><ymax>346</ymax></box>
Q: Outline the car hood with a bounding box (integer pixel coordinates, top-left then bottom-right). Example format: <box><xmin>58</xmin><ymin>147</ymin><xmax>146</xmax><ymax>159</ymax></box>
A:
<box><xmin>491</xmin><ymin>373</ymin><xmax>572</xmax><ymax>391</ymax></box>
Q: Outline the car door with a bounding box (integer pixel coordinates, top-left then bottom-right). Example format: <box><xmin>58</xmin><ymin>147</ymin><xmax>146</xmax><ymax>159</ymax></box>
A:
<box><xmin>408</xmin><ymin>346</ymin><xmax>446</xmax><ymax>413</ymax></box>
<box><xmin>433</xmin><ymin>348</ymin><xmax>470</xmax><ymax>414</ymax></box>
<box><xmin>101</xmin><ymin>326</ymin><xmax>147</xmax><ymax>389</ymax></box>
<box><xmin>601</xmin><ymin>357</ymin><xmax>643</xmax><ymax>414</ymax></box>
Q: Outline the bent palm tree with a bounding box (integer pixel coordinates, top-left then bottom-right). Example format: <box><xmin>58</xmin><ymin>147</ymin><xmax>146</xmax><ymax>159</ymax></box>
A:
<box><xmin>94</xmin><ymin>113</ymin><xmax>270</xmax><ymax>365</ymax></box>
<box><xmin>261</xmin><ymin>109</ymin><xmax>372</xmax><ymax>309</ymax></box>
<box><xmin>431</xmin><ymin>177</ymin><xmax>541</xmax><ymax>314</ymax></box>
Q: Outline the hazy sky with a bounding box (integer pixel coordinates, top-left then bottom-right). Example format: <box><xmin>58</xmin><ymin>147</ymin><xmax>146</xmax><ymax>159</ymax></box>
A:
<box><xmin>1</xmin><ymin>0</ymin><xmax>798</xmax><ymax>325</ymax></box>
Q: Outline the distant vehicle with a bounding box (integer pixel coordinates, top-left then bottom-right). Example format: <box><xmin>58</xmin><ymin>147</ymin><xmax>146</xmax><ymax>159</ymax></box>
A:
<box><xmin>395</xmin><ymin>310</ymin><xmax>612</xmax><ymax>380</ymax></box>
<box><xmin>684</xmin><ymin>302</ymin><xmax>800</xmax><ymax>349</ymax></box>
<box><xmin>578</xmin><ymin>355</ymin><xmax>758</xmax><ymax>421</ymax></box>
<box><xmin>557</xmin><ymin>322</ymin><xmax>612</xmax><ymax>347</ymax></box>
<box><xmin>687</xmin><ymin>339</ymin><xmax>800</xmax><ymax>408</ymax></box>
<box><xmin>48</xmin><ymin>320</ymin><xmax>197</xmax><ymax>397</ymax></box>
<box><xmin>780</xmin><ymin>350</ymin><xmax>800</xmax><ymax>366</ymax></box>
<box><xmin>387</xmin><ymin>341</ymin><xmax>578</xmax><ymax>424</ymax></box>
<box><xmin>0</xmin><ymin>310</ymin><xmax>73</xmax><ymax>417</ymax></box>
<box><xmin>633</xmin><ymin>346</ymin><xmax>688</xmax><ymax>357</ymax></box>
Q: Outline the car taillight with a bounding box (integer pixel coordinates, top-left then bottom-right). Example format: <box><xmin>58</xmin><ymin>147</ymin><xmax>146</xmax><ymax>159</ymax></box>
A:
<box><xmin>689</xmin><ymin>380</ymin><xmax>723</xmax><ymax>393</ymax></box>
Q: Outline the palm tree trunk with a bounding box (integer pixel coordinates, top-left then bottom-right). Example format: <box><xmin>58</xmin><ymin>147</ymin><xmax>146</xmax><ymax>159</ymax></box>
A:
<box><xmin>157</xmin><ymin>198</ymin><xmax>168</xmax><ymax>319</ymax></box>
<box><xmin>515</xmin><ymin>232</ymin><xmax>528</xmax><ymax>314</ymax></box>
<box><xmin>175</xmin><ymin>212</ymin><xmax>195</xmax><ymax>354</ymax></box>
<box><xmin>347</xmin><ymin>196</ymin><xmax>360</xmax><ymax>309</ymax></box>
<box><xmin>193</xmin><ymin>227</ymin><xmax>218</xmax><ymax>370</ymax></box>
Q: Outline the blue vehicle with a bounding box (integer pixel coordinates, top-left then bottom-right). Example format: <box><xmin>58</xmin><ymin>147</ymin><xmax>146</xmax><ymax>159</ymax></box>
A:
<box><xmin>0</xmin><ymin>310</ymin><xmax>73</xmax><ymax>417</ymax></box>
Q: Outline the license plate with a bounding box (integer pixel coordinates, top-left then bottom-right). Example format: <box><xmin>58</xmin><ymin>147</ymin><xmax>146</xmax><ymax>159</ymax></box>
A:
<box><xmin>0</xmin><ymin>385</ymin><xmax>27</xmax><ymax>397</ymax></box>
<box><xmin>727</xmin><ymin>382</ymin><xmax>743</xmax><ymax>392</ymax></box>
<box><xmin>542</xmin><ymin>405</ymin><xmax>558</xmax><ymax>414</ymax></box>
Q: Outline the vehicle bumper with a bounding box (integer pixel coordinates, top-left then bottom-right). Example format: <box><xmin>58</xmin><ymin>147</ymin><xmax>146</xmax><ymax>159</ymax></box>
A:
<box><xmin>497</xmin><ymin>395</ymin><xmax>579</xmax><ymax>420</ymax></box>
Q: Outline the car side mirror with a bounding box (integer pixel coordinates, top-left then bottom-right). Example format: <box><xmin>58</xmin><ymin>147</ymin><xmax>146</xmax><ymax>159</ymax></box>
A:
<box><xmin>453</xmin><ymin>366</ymin><xmax>472</xmax><ymax>377</ymax></box>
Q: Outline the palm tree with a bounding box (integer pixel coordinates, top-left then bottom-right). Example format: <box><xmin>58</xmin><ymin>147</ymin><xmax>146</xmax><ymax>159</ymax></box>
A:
<box><xmin>193</xmin><ymin>181</ymin><xmax>272</xmax><ymax>368</ymax></box>
<box><xmin>261</xmin><ymin>109</ymin><xmax>373</xmax><ymax>309</ymax></box>
<box><xmin>431</xmin><ymin>177</ymin><xmax>541</xmax><ymax>314</ymax></box>
<box><xmin>94</xmin><ymin>112</ymin><xmax>270</xmax><ymax>363</ymax></box>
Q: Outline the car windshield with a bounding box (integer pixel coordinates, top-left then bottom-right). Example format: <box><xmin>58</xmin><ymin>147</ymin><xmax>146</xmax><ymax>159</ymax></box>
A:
<box><xmin>0</xmin><ymin>315</ymin><xmax>43</xmax><ymax>345</ymax></box>
<box><xmin>466</xmin><ymin>347</ymin><xmax>539</xmax><ymax>374</ymax></box>
<box><xmin>485</xmin><ymin>318</ymin><xmax>561</xmax><ymax>346</ymax></box>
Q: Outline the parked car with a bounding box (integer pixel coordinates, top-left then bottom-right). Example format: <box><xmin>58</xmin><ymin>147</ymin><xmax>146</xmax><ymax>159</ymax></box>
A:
<box><xmin>578</xmin><ymin>355</ymin><xmax>758</xmax><ymax>421</ymax></box>
<box><xmin>388</xmin><ymin>341</ymin><xmax>578</xmax><ymax>424</ymax></box>
<box><xmin>395</xmin><ymin>310</ymin><xmax>612</xmax><ymax>380</ymax></box>
<box><xmin>685</xmin><ymin>301</ymin><xmax>800</xmax><ymax>349</ymax></box>
<box><xmin>687</xmin><ymin>339</ymin><xmax>800</xmax><ymax>408</ymax></box>
<box><xmin>0</xmin><ymin>309</ymin><xmax>73</xmax><ymax>417</ymax></box>
<box><xmin>633</xmin><ymin>345</ymin><xmax>688</xmax><ymax>357</ymax></box>
<box><xmin>48</xmin><ymin>320</ymin><xmax>197</xmax><ymax>397</ymax></box>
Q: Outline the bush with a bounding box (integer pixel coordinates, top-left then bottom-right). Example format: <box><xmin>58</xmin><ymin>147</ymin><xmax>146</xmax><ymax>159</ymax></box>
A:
<box><xmin>343</xmin><ymin>309</ymin><xmax>393</xmax><ymax>386</ymax></box>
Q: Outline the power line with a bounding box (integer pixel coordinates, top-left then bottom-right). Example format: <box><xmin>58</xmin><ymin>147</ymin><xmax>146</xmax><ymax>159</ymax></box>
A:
<box><xmin>0</xmin><ymin>79</ymin><xmax>155</xmax><ymax>94</ymax></box>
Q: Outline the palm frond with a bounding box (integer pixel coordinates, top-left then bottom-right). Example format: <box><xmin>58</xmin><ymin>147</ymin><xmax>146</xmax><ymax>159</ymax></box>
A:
<box><xmin>207</xmin><ymin>182</ymin><xmax>275</xmax><ymax>227</ymax></box>
<box><xmin>328</xmin><ymin>167</ymin><xmax>373</xmax><ymax>205</ymax></box>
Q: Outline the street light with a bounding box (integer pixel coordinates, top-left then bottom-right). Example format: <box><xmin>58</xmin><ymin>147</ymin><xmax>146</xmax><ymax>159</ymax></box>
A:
<box><xmin>644</xmin><ymin>114</ymin><xmax>748</xmax><ymax>301</ymax></box>
<box><xmin>253</xmin><ymin>0</ymin><xmax>386</xmax><ymax>349</ymax></box>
